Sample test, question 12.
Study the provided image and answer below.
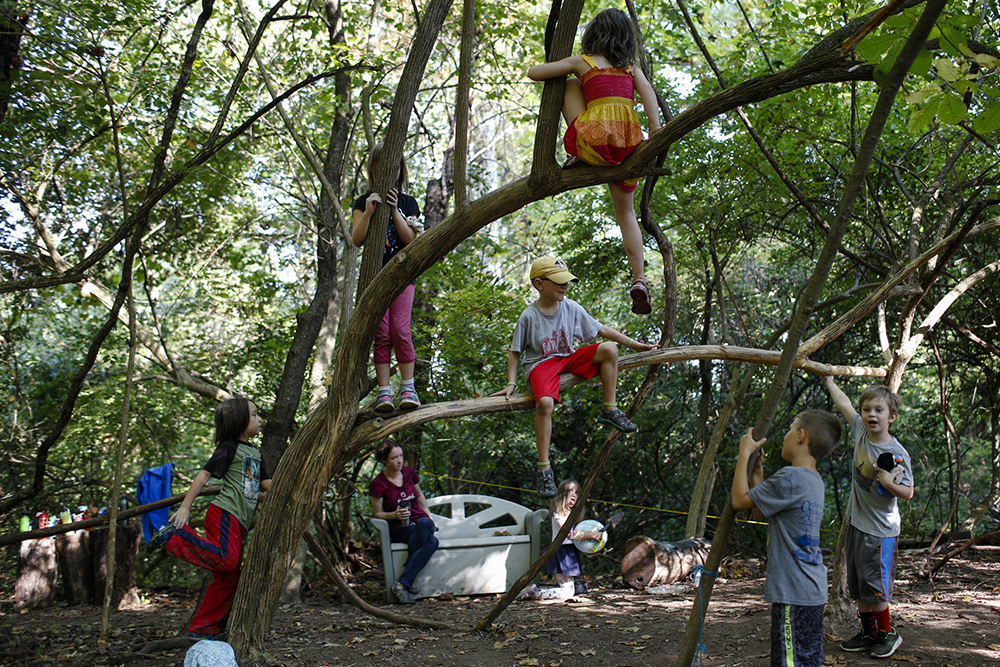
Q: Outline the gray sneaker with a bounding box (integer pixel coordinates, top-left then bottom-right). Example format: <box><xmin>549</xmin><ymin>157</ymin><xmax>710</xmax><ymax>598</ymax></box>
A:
<box><xmin>391</xmin><ymin>581</ymin><xmax>416</xmax><ymax>604</ymax></box>
<box><xmin>841</xmin><ymin>630</ymin><xmax>876</xmax><ymax>652</ymax></box>
<box><xmin>598</xmin><ymin>407</ymin><xmax>638</xmax><ymax>433</ymax></box>
<box><xmin>870</xmin><ymin>630</ymin><xmax>901</xmax><ymax>658</ymax></box>
<box><xmin>535</xmin><ymin>468</ymin><xmax>557</xmax><ymax>498</ymax></box>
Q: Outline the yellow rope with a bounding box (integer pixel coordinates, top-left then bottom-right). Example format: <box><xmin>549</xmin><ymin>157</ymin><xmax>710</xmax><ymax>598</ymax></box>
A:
<box><xmin>419</xmin><ymin>470</ymin><xmax>775</xmax><ymax>528</ymax></box>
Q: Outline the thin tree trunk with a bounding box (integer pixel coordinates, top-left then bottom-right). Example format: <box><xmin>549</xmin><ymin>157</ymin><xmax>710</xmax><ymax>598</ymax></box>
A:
<box><xmin>452</xmin><ymin>0</ymin><xmax>474</xmax><ymax>208</ymax></box>
<box><xmin>924</xmin><ymin>335</ymin><xmax>962</xmax><ymax>577</ymax></box>
<box><xmin>100</xmin><ymin>270</ymin><xmax>138</xmax><ymax>636</ymax></box>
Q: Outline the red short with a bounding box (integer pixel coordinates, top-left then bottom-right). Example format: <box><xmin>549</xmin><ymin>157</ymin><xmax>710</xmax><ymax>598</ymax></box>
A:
<box><xmin>528</xmin><ymin>344</ymin><xmax>601</xmax><ymax>402</ymax></box>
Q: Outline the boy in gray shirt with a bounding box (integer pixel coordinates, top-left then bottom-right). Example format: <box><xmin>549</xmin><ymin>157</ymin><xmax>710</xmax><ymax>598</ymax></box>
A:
<box><xmin>732</xmin><ymin>409</ymin><xmax>842</xmax><ymax>666</ymax></box>
<box><xmin>492</xmin><ymin>255</ymin><xmax>658</xmax><ymax>497</ymax></box>
<box><xmin>824</xmin><ymin>377</ymin><xmax>914</xmax><ymax>659</ymax></box>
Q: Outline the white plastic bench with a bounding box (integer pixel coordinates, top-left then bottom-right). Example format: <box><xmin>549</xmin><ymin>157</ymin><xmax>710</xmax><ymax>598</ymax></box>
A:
<box><xmin>370</xmin><ymin>494</ymin><xmax>549</xmax><ymax>599</ymax></box>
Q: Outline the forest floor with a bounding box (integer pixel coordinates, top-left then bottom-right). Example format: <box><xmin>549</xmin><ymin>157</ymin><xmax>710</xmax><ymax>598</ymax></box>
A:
<box><xmin>1</xmin><ymin>544</ymin><xmax>998</xmax><ymax>666</ymax></box>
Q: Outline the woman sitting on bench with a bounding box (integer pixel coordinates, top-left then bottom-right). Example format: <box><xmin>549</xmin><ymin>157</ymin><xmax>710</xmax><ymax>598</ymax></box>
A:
<box><xmin>370</xmin><ymin>440</ymin><xmax>438</xmax><ymax>604</ymax></box>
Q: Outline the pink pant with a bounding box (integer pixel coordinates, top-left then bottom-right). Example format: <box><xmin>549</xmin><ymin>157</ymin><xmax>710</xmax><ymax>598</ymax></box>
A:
<box><xmin>374</xmin><ymin>283</ymin><xmax>416</xmax><ymax>365</ymax></box>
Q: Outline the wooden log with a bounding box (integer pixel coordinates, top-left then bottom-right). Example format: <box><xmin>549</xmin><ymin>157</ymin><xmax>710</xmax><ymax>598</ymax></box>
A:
<box><xmin>15</xmin><ymin>538</ymin><xmax>57</xmax><ymax>610</ymax></box>
<box><xmin>55</xmin><ymin>530</ymin><xmax>93</xmax><ymax>604</ymax></box>
<box><xmin>621</xmin><ymin>536</ymin><xmax>711</xmax><ymax>589</ymax></box>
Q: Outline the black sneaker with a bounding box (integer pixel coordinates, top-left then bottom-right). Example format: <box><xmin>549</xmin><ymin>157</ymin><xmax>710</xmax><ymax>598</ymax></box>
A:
<box><xmin>840</xmin><ymin>630</ymin><xmax>876</xmax><ymax>652</ymax></box>
<box><xmin>535</xmin><ymin>468</ymin><xmax>557</xmax><ymax>498</ymax></box>
<box><xmin>598</xmin><ymin>408</ymin><xmax>638</xmax><ymax>433</ymax></box>
<box><xmin>148</xmin><ymin>524</ymin><xmax>177</xmax><ymax>550</ymax></box>
<box><xmin>391</xmin><ymin>581</ymin><xmax>416</xmax><ymax>604</ymax></box>
<box><xmin>870</xmin><ymin>630</ymin><xmax>901</xmax><ymax>658</ymax></box>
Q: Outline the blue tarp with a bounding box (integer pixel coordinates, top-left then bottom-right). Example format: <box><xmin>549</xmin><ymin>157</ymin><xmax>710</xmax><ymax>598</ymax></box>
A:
<box><xmin>137</xmin><ymin>463</ymin><xmax>174</xmax><ymax>543</ymax></box>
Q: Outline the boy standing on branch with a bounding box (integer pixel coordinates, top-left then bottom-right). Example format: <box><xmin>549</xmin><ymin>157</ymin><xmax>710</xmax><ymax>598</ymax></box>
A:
<box><xmin>824</xmin><ymin>376</ymin><xmax>914</xmax><ymax>659</ymax></box>
<box><xmin>492</xmin><ymin>255</ymin><xmax>658</xmax><ymax>498</ymax></box>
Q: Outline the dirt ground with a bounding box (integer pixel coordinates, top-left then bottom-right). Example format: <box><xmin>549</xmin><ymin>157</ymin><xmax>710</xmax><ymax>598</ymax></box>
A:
<box><xmin>1</xmin><ymin>546</ymin><xmax>998</xmax><ymax>666</ymax></box>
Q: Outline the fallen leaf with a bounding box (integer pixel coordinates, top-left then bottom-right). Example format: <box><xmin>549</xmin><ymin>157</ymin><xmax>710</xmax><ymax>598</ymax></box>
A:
<box><xmin>581</xmin><ymin>648</ymin><xmax>596</xmax><ymax>656</ymax></box>
<box><xmin>517</xmin><ymin>659</ymin><xmax>540</xmax><ymax>666</ymax></box>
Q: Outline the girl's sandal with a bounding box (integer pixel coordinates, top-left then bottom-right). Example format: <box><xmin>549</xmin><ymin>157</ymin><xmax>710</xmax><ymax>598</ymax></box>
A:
<box><xmin>562</xmin><ymin>155</ymin><xmax>585</xmax><ymax>169</ymax></box>
<box><xmin>629</xmin><ymin>279</ymin><xmax>652</xmax><ymax>315</ymax></box>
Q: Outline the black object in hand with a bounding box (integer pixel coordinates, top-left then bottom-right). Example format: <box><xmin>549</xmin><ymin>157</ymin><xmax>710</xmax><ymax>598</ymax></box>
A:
<box><xmin>877</xmin><ymin>452</ymin><xmax>896</xmax><ymax>471</ymax></box>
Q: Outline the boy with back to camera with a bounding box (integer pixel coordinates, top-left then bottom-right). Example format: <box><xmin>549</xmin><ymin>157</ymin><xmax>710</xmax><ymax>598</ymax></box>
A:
<box><xmin>491</xmin><ymin>255</ymin><xmax>658</xmax><ymax>498</ymax></box>
<box><xmin>824</xmin><ymin>376</ymin><xmax>914</xmax><ymax>659</ymax></box>
<box><xmin>732</xmin><ymin>409</ymin><xmax>843</xmax><ymax>667</ymax></box>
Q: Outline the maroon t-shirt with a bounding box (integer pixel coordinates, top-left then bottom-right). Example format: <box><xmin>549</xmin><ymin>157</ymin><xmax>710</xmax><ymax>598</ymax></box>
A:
<box><xmin>369</xmin><ymin>466</ymin><xmax>429</xmax><ymax>535</ymax></box>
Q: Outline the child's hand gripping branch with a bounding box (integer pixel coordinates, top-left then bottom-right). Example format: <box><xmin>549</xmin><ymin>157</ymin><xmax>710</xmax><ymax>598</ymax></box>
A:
<box><xmin>731</xmin><ymin>427</ymin><xmax>766</xmax><ymax>520</ymax></box>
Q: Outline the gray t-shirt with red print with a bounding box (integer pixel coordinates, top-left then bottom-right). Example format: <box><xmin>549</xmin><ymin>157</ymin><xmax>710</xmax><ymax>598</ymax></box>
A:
<box><xmin>510</xmin><ymin>298</ymin><xmax>602</xmax><ymax>379</ymax></box>
<box><xmin>847</xmin><ymin>414</ymin><xmax>913</xmax><ymax>538</ymax></box>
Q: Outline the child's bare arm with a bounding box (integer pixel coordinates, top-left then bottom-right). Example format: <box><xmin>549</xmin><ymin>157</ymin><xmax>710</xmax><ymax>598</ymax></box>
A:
<box><xmin>823</xmin><ymin>375</ymin><xmax>857</xmax><ymax>421</ymax></box>
<box><xmin>171</xmin><ymin>469</ymin><xmax>212</xmax><ymax>528</ymax></box>
<box><xmin>731</xmin><ymin>428</ymin><xmax>765</xmax><ymax>513</ymax></box>
<box><xmin>527</xmin><ymin>56</ymin><xmax>584</xmax><ymax>81</ymax></box>
<box><xmin>632</xmin><ymin>68</ymin><xmax>661</xmax><ymax>133</ymax></box>
<box><xmin>351</xmin><ymin>193</ymin><xmax>382</xmax><ymax>247</ymax></box>
<box><xmin>876</xmin><ymin>466</ymin><xmax>915</xmax><ymax>500</ymax></box>
<box><xmin>490</xmin><ymin>350</ymin><xmax>521</xmax><ymax>398</ymax></box>
<box><xmin>597</xmin><ymin>325</ymin><xmax>660</xmax><ymax>352</ymax></box>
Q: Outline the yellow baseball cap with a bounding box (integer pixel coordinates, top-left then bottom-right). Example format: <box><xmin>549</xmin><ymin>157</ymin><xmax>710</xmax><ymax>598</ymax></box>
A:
<box><xmin>530</xmin><ymin>256</ymin><xmax>578</xmax><ymax>283</ymax></box>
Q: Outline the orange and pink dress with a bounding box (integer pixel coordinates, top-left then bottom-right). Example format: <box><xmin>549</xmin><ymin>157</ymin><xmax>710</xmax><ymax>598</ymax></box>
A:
<box><xmin>563</xmin><ymin>54</ymin><xmax>644</xmax><ymax>193</ymax></box>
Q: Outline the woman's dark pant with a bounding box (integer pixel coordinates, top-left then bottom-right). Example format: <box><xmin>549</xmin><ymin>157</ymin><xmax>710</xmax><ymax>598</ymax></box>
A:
<box><xmin>392</xmin><ymin>517</ymin><xmax>438</xmax><ymax>589</ymax></box>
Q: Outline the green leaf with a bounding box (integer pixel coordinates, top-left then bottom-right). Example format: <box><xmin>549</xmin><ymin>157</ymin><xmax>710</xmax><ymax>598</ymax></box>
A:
<box><xmin>884</xmin><ymin>14</ymin><xmax>913</xmax><ymax>29</ymax></box>
<box><xmin>904</xmin><ymin>85</ymin><xmax>939</xmax><ymax>105</ymax></box>
<box><xmin>974</xmin><ymin>53</ymin><xmax>999</xmax><ymax>69</ymax></box>
<box><xmin>938</xmin><ymin>24</ymin><xmax>966</xmax><ymax>58</ymax></box>
<box><xmin>934</xmin><ymin>58</ymin><xmax>961</xmax><ymax>82</ymax></box>
<box><xmin>972</xmin><ymin>101</ymin><xmax>1000</xmax><ymax>134</ymax></box>
<box><xmin>948</xmin><ymin>14</ymin><xmax>979</xmax><ymax>27</ymax></box>
<box><xmin>909</xmin><ymin>50</ymin><xmax>932</xmax><ymax>76</ymax></box>
<box><xmin>937</xmin><ymin>93</ymin><xmax>967</xmax><ymax>125</ymax></box>
<box><xmin>952</xmin><ymin>78</ymin><xmax>976</xmax><ymax>95</ymax></box>
<box><xmin>908</xmin><ymin>97</ymin><xmax>940</xmax><ymax>132</ymax></box>
<box><xmin>855</xmin><ymin>33</ymin><xmax>897</xmax><ymax>63</ymax></box>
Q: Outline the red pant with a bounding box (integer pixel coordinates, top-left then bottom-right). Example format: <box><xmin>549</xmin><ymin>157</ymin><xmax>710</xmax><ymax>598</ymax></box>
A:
<box><xmin>166</xmin><ymin>503</ymin><xmax>245</xmax><ymax>636</ymax></box>
<box><xmin>528</xmin><ymin>344</ymin><xmax>601</xmax><ymax>402</ymax></box>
